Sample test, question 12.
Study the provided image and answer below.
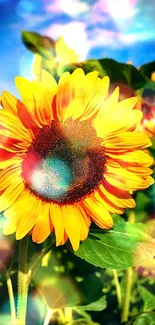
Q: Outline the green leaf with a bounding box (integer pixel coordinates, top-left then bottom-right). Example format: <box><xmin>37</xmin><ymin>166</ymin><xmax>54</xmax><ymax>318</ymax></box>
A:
<box><xmin>133</xmin><ymin>312</ymin><xmax>155</xmax><ymax>325</ymax></box>
<box><xmin>22</xmin><ymin>30</ymin><xmax>55</xmax><ymax>58</ymax></box>
<box><xmin>74</xmin><ymin>222</ymin><xmax>155</xmax><ymax>270</ymax></box>
<box><xmin>140</xmin><ymin>60</ymin><xmax>155</xmax><ymax>79</ymax></box>
<box><xmin>98</xmin><ymin>59</ymin><xmax>147</xmax><ymax>89</ymax></box>
<box><xmin>138</xmin><ymin>285</ymin><xmax>155</xmax><ymax>311</ymax></box>
<box><xmin>61</xmin><ymin>60</ymin><xmax>105</xmax><ymax>80</ymax></box>
<box><xmin>76</xmin><ymin>60</ymin><xmax>106</xmax><ymax>77</ymax></box>
<box><xmin>33</xmin><ymin>267</ymin><xmax>106</xmax><ymax>311</ymax></box>
<box><xmin>22</xmin><ymin>31</ymin><xmax>147</xmax><ymax>90</ymax></box>
<box><xmin>141</xmin><ymin>80</ymin><xmax>155</xmax><ymax>93</ymax></box>
<box><xmin>75</xmin><ymin>296</ymin><xmax>106</xmax><ymax>311</ymax></box>
<box><xmin>135</xmin><ymin>192</ymin><xmax>151</xmax><ymax>213</ymax></box>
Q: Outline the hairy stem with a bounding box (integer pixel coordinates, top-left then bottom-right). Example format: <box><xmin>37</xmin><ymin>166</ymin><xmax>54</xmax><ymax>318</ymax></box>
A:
<box><xmin>17</xmin><ymin>236</ymin><xmax>29</xmax><ymax>325</ymax></box>
<box><xmin>112</xmin><ymin>269</ymin><xmax>122</xmax><ymax>309</ymax></box>
<box><xmin>5</xmin><ymin>270</ymin><xmax>16</xmax><ymax>323</ymax></box>
<box><xmin>121</xmin><ymin>267</ymin><xmax>133</xmax><ymax>323</ymax></box>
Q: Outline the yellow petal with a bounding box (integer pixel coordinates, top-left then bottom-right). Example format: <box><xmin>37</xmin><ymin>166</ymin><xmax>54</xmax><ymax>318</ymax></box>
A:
<box><xmin>62</xmin><ymin>204</ymin><xmax>81</xmax><ymax>251</ymax></box>
<box><xmin>32</xmin><ymin>203</ymin><xmax>53</xmax><ymax>243</ymax></box>
<box><xmin>0</xmin><ymin>181</ymin><xmax>24</xmax><ymax>212</ymax></box>
<box><xmin>74</xmin><ymin>204</ymin><xmax>90</xmax><ymax>241</ymax></box>
<box><xmin>56</xmin><ymin>71</ymin><xmax>72</xmax><ymax>120</ymax></box>
<box><xmin>94</xmin><ymin>107</ymin><xmax>143</xmax><ymax>138</ymax></box>
<box><xmin>81</xmin><ymin>75</ymin><xmax>110</xmax><ymax>120</ymax></box>
<box><xmin>104</xmin><ymin>132</ymin><xmax>152</xmax><ymax>150</ymax></box>
<box><xmin>57</xmin><ymin>70</ymin><xmax>110</xmax><ymax>123</ymax></box>
<box><xmin>3</xmin><ymin>191</ymin><xmax>34</xmax><ymax>235</ymax></box>
<box><xmin>55</xmin><ymin>36</ymin><xmax>79</xmax><ymax>65</ymax></box>
<box><xmin>107</xmin><ymin>150</ymin><xmax>153</xmax><ymax>169</ymax></box>
<box><xmin>82</xmin><ymin>193</ymin><xmax>113</xmax><ymax>229</ymax></box>
<box><xmin>15</xmin><ymin>76</ymin><xmax>57</xmax><ymax>126</ymax></box>
<box><xmin>100</xmin><ymin>181</ymin><xmax>135</xmax><ymax>209</ymax></box>
<box><xmin>96</xmin><ymin>187</ymin><xmax>125</xmax><ymax>214</ymax></box>
<box><xmin>50</xmin><ymin>204</ymin><xmax>65</xmax><ymax>246</ymax></box>
<box><xmin>100</xmin><ymin>86</ymin><xmax>119</xmax><ymax>113</ymax></box>
<box><xmin>1</xmin><ymin>91</ymin><xmax>18</xmax><ymax>113</ymax></box>
<box><xmin>107</xmin><ymin>149</ymin><xmax>153</xmax><ymax>165</ymax></box>
<box><xmin>116</xmin><ymin>96</ymin><xmax>138</xmax><ymax>110</ymax></box>
<box><xmin>105</xmin><ymin>166</ymin><xmax>154</xmax><ymax>191</ymax></box>
<box><xmin>0</xmin><ymin>157</ymin><xmax>23</xmax><ymax>170</ymax></box>
<box><xmin>0</xmin><ymin>165</ymin><xmax>22</xmax><ymax>191</ymax></box>
<box><xmin>0</xmin><ymin>110</ymin><xmax>31</xmax><ymax>142</ymax></box>
<box><xmin>16</xmin><ymin>193</ymin><xmax>41</xmax><ymax>240</ymax></box>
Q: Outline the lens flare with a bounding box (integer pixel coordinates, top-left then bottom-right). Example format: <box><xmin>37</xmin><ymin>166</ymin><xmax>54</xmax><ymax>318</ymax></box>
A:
<box><xmin>30</xmin><ymin>157</ymin><xmax>72</xmax><ymax>200</ymax></box>
<box><xmin>20</xmin><ymin>53</ymin><xmax>34</xmax><ymax>80</ymax></box>
<box><xmin>33</xmin><ymin>275</ymin><xmax>81</xmax><ymax>310</ymax></box>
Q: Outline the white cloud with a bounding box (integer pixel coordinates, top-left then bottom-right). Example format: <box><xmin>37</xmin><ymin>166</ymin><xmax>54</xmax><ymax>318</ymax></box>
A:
<box><xmin>45</xmin><ymin>0</ymin><xmax>89</xmax><ymax>18</ymax></box>
<box><xmin>89</xmin><ymin>28</ymin><xmax>122</xmax><ymax>49</ymax></box>
<box><xmin>43</xmin><ymin>22</ymin><xmax>90</xmax><ymax>61</ymax></box>
<box><xmin>93</xmin><ymin>0</ymin><xmax>138</xmax><ymax>20</ymax></box>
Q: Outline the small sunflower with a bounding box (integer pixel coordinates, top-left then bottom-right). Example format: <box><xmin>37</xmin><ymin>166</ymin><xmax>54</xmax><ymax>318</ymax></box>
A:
<box><xmin>32</xmin><ymin>36</ymin><xmax>79</xmax><ymax>81</ymax></box>
<box><xmin>0</xmin><ymin>69</ymin><xmax>154</xmax><ymax>250</ymax></box>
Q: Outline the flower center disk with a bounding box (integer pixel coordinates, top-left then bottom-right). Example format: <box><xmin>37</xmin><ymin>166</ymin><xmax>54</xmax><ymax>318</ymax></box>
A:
<box><xmin>22</xmin><ymin>119</ymin><xmax>106</xmax><ymax>204</ymax></box>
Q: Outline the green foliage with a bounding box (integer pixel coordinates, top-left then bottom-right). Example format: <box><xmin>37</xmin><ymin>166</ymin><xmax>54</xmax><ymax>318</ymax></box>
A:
<box><xmin>22</xmin><ymin>30</ymin><xmax>148</xmax><ymax>90</ymax></box>
<box><xmin>140</xmin><ymin>60</ymin><xmax>155</xmax><ymax>79</ymax></box>
<box><xmin>138</xmin><ymin>285</ymin><xmax>155</xmax><ymax>311</ymax></box>
<box><xmin>74</xmin><ymin>222</ymin><xmax>155</xmax><ymax>270</ymax></box>
<box><xmin>135</xmin><ymin>193</ymin><xmax>151</xmax><ymax>213</ymax></box>
<box><xmin>133</xmin><ymin>312</ymin><xmax>155</xmax><ymax>325</ymax></box>
<box><xmin>63</xmin><ymin>59</ymin><xmax>147</xmax><ymax>90</ymax></box>
<box><xmin>75</xmin><ymin>296</ymin><xmax>106</xmax><ymax>312</ymax></box>
<box><xmin>132</xmin><ymin>192</ymin><xmax>151</xmax><ymax>222</ymax></box>
<box><xmin>98</xmin><ymin>59</ymin><xmax>147</xmax><ymax>89</ymax></box>
<box><xmin>22</xmin><ymin>30</ymin><xmax>56</xmax><ymax>58</ymax></box>
<box><xmin>33</xmin><ymin>265</ymin><xmax>106</xmax><ymax>311</ymax></box>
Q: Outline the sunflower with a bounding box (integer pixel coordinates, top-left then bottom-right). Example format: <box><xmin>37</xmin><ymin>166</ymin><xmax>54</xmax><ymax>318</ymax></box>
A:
<box><xmin>0</xmin><ymin>69</ymin><xmax>154</xmax><ymax>251</ymax></box>
<box><xmin>32</xmin><ymin>36</ymin><xmax>79</xmax><ymax>81</ymax></box>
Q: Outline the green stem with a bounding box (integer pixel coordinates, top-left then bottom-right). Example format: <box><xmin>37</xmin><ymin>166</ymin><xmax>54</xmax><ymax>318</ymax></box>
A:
<box><xmin>17</xmin><ymin>236</ymin><xmax>29</xmax><ymax>325</ymax></box>
<box><xmin>64</xmin><ymin>307</ymin><xmax>73</xmax><ymax>323</ymax></box>
<box><xmin>6</xmin><ymin>271</ymin><xmax>17</xmax><ymax>323</ymax></box>
<box><xmin>0</xmin><ymin>260</ymin><xmax>16</xmax><ymax>323</ymax></box>
<box><xmin>112</xmin><ymin>269</ymin><xmax>122</xmax><ymax>309</ymax></box>
<box><xmin>121</xmin><ymin>267</ymin><xmax>133</xmax><ymax>323</ymax></box>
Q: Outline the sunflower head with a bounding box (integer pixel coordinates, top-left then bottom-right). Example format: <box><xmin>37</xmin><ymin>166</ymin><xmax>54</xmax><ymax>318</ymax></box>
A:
<box><xmin>0</xmin><ymin>68</ymin><xmax>154</xmax><ymax>250</ymax></box>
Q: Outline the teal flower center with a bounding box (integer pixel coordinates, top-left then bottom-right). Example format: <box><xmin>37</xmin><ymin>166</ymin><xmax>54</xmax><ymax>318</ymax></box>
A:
<box><xmin>22</xmin><ymin>119</ymin><xmax>106</xmax><ymax>204</ymax></box>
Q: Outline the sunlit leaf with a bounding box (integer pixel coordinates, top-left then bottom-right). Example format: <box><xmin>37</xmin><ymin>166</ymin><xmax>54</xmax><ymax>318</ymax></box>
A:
<box><xmin>138</xmin><ymin>285</ymin><xmax>155</xmax><ymax>311</ymax></box>
<box><xmin>140</xmin><ymin>61</ymin><xmax>155</xmax><ymax>79</ymax></box>
<box><xmin>74</xmin><ymin>222</ymin><xmax>155</xmax><ymax>270</ymax></box>
<box><xmin>99</xmin><ymin>59</ymin><xmax>147</xmax><ymax>89</ymax></box>
<box><xmin>133</xmin><ymin>312</ymin><xmax>155</xmax><ymax>325</ymax></box>
<box><xmin>75</xmin><ymin>296</ymin><xmax>106</xmax><ymax>311</ymax></box>
<box><xmin>22</xmin><ymin>30</ymin><xmax>55</xmax><ymax>58</ymax></box>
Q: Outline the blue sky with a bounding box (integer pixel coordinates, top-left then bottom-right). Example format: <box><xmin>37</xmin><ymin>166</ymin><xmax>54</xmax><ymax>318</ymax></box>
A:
<box><xmin>0</xmin><ymin>0</ymin><xmax>155</xmax><ymax>95</ymax></box>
